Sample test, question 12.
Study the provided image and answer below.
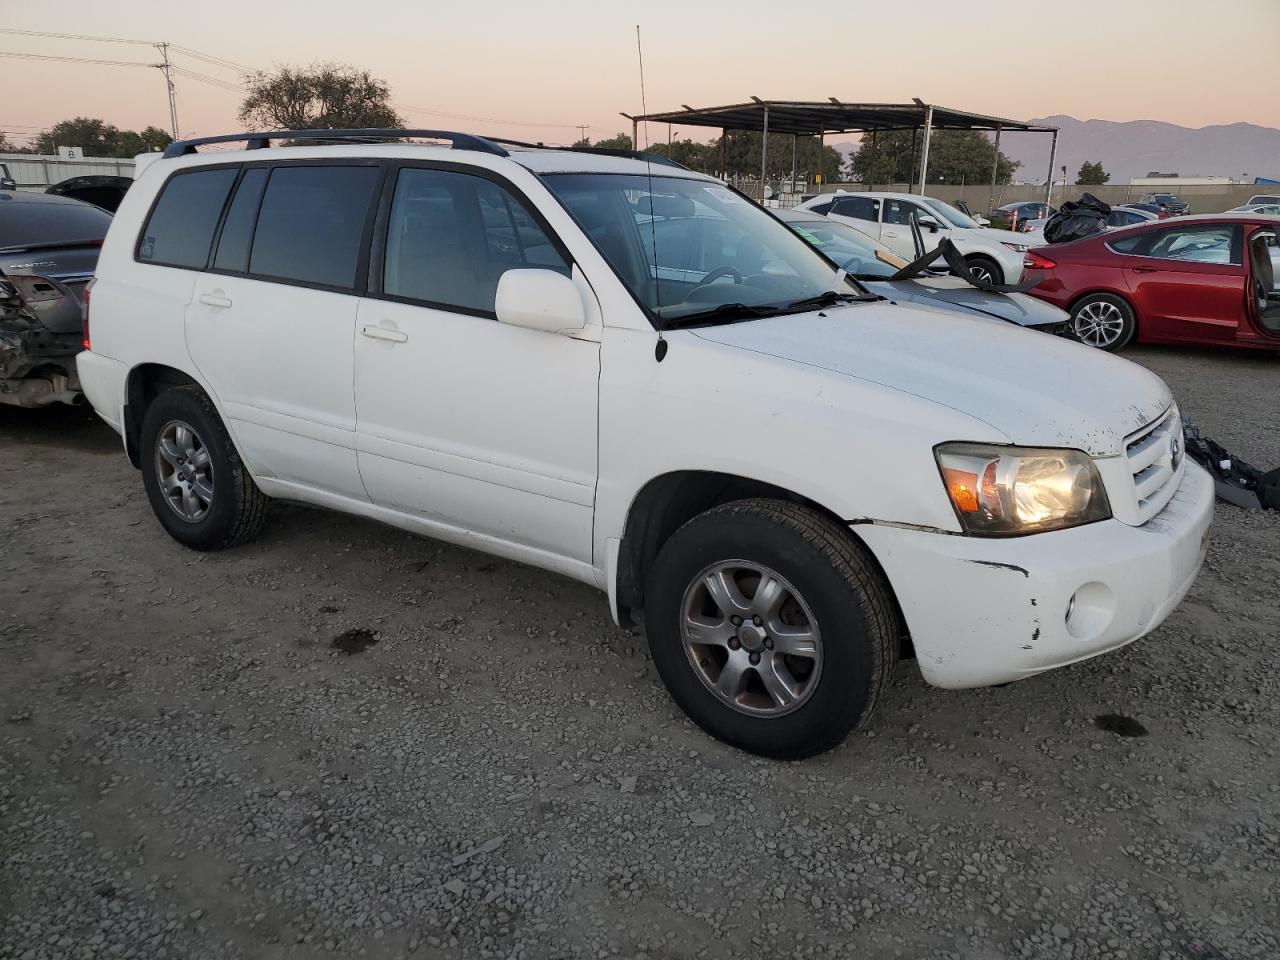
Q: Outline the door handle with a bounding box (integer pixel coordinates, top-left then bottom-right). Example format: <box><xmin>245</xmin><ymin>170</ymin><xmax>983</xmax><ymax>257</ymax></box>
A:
<box><xmin>1132</xmin><ymin>266</ymin><xmax>1160</xmax><ymax>274</ymax></box>
<box><xmin>361</xmin><ymin>324</ymin><xmax>408</xmax><ymax>343</ymax></box>
<box><xmin>198</xmin><ymin>293</ymin><xmax>233</xmax><ymax>308</ymax></box>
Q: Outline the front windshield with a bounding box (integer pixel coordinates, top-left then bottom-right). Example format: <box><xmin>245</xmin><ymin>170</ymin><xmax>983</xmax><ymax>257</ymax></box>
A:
<box><xmin>542</xmin><ymin>173</ymin><xmax>861</xmax><ymax>325</ymax></box>
<box><xmin>920</xmin><ymin>196</ymin><xmax>980</xmax><ymax>229</ymax></box>
<box><xmin>785</xmin><ymin>217</ymin><xmax>908</xmax><ymax>279</ymax></box>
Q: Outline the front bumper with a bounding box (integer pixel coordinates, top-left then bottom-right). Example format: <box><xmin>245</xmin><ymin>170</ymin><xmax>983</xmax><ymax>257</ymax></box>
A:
<box><xmin>857</xmin><ymin>461</ymin><xmax>1214</xmax><ymax>689</ymax></box>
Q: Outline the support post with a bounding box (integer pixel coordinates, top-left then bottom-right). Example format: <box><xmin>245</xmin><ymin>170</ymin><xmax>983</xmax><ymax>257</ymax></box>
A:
<box><xmin>989</xmin><ymin>125</ymin><xmax>1002</xmax><ymax>208</ymax></box>
<box><xmin>917</xmin><ymin>104</ymin><xmax>934</xmax><ymax>194</ymax></box>
<box><xmin>721</xmin><ymin>128</ymin><xmax>728</xmax><ymax>181</ymax></box>
<box><xmin>790</xmin><ymin>134</ymin><xmax>798</xmax><ymax>197</ymax></box>
<box><xmin>908</xmin><ymin>128</ymin><xmax>918</xmax><ymax>192</ymax></box>
<box><xmin>759</xmin><ymin>106</ymin><xmax>769</xmax><ymax>202</ymax></box>
<box><xmin>1045</xmin><ymin>130</ymin><xmax>1059</xmax><ymax>207</ymax></box>
<box><xmin>633</xmin><ymin>117</ymin><xmax>639</xmax><ymax>150</ymax></box>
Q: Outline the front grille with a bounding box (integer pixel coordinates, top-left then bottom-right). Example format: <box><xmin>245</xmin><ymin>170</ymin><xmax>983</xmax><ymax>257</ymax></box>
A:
<box><xmin>1124</xmin><ymin>406</ymin><xmax>1184</xmax><ymax>523</ymax></box>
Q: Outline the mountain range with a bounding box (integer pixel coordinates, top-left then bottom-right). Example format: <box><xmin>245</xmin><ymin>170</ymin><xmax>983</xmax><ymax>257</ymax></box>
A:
<box><xmin>832</xmin><ymin>115</ymin><xmax>1280</xmax><ymax>185</ymax></box>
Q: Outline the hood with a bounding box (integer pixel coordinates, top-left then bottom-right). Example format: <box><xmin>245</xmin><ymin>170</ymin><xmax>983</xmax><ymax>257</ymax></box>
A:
<box><xmin>690</xmin><ymin>304</ymin><xmax>1171</xmax><ymax>458</ymax></box>
<box><xmin>879</xmin><ymin>276</ymin><xmax>1068</xmax><ymax>328</ymax></box>
<box><xmin>973</xmin><ymin>226</ymin><xmax>1032</xmax><ymax>247</ymax></box>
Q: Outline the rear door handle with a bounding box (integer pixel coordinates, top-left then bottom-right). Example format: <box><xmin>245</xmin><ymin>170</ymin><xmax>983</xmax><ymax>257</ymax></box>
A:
<box><xmin>1132</xmin><ymin>266</ymin><xmax>1160</xmax><ymax>274</ymax></box>
<box><xmin>361</xmin><ymin>324</ymin><xmax>408</xmax><ymax>343</ymax></box>
<box><xmin>198</xmin><ymin>293</ymin><xmax>233</xmax><ymax>308</ymax></box>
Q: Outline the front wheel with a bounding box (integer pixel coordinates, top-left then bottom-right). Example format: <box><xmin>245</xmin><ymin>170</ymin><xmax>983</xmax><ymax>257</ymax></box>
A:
<box><xmin>644</xmin><ymin>499</ymin><xmax>898</xmax><ymax>759</ymax></box>
<box><xmin>1070</xmin><ymin>293</ymin><xmax>1136</xmax><ymax>351</ymax></box>
<box><xmin>964</xmin><ymin>255</ymin><xmax>1003</xmax><ymax>285</ymax></box>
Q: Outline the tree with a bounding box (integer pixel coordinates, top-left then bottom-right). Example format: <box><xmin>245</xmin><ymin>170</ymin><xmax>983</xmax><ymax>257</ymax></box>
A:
<box><xmin>589</xmin><ymin>133</ymin><xmax>633</xmax><ymax>150</ymax></box>
<box><xmin>34</xmin><ymin>117</ymin><xmax>172</xmax><ymax>157</ymax></box>
<box><xmin>850</xmin><ymin>130</ymin><xmax>1019</xmax><ymax>186</ymax></box>
<box><xmin>238</xmin><ymin>63</ymin><xmax>403</xmax><ymax>131</ymax></box>
<box><xmin>0</xmin><ymin>132</ymin><xmax>32</xmax><ymax>153</ymax></box>
<box><xmin>1076</xmin><ymin>160</ymin><xmax>1110</xmax><ymax>185</ymax></box>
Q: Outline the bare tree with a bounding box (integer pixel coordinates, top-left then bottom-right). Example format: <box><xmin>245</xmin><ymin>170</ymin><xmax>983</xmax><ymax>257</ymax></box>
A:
<box><xmin>238</xmin><ymin>63</ymin><xmax>404</xmax><ymax>131</ymax></box>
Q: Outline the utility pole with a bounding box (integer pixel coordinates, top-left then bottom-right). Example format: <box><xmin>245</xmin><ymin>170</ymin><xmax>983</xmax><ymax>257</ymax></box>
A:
<box><xmin>155</xmin><ymin>41</ymin><xmax>179</xmax><ymax>139</ymax></box>
<box><xmin>576</xmin><ymin>124</ymin><xmax>588</xmax><ymax>144</ymax></box>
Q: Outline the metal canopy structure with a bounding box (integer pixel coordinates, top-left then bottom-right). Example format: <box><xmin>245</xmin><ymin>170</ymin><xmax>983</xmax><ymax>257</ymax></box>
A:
<box><xmin>628</xmin><ymin>98</ymin><xmax>1060</xmax><ymax>204</ymax></box>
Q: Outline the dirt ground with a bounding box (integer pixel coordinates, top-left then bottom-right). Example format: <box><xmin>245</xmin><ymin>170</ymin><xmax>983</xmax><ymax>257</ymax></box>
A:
<box><xmin>1</xmin><ymin>344</ymin><xmax>1277</xmax><ymax>960</ymax></box>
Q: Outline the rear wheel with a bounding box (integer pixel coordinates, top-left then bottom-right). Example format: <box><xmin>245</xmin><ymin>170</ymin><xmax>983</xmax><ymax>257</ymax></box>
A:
<box><xmin>1070</xmin><ymin>293</ymin><xmax>1135</xmax><ymax>351</ymax></box>
<box><xmin>964</xmin><ymin>254</ymin><xmax>1003</xmax><ymax>285</ymax></box>
<box><xmin>644</xmin><ymin>499</ymin><xmax>898</xmax><ymax>759</ymax></box>
<box><xmin>140</xmin><ymin>386</ymin><xmax>268</xmax><ymax>550</ymax></box>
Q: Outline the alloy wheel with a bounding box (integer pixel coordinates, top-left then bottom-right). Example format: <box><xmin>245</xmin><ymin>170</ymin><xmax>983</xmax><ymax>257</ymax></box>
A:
<box><xmin>679</xmin><ymin>560</ymin><xmax>823</xmax><ymax>717</ymax></box>
<box><xmin>155</xmin><ymin>419</ymin><xmax>214</xmax><ymax>521</ymax></box>
<box><xmin>1074</xmin><ymin>300</ymin><xmax>1126</xmax><ymax>347</ymax></box>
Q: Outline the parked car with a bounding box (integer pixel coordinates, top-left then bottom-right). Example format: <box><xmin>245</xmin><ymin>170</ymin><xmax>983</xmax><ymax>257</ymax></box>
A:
<box><xmin>78</xmin><ymin>129</ymin><xmax>1213</xmax><ymax>758</ymax></box>
<box><xmin>988</xmin><ymin>201</ymin><xmax>1055</xmax><ymax>232</ymax></box>
<box><xmin>1122</xmin><ymin>201</ymin><xmax>1172</xmax><ymax>220</ymax></box>
<box><xmin>794</xmin><ymin>191</ymin><xmax>1029</xmax><ymax>284</ymax></box>
<box><xmin>1024</xmin><ymin>214</ymin><xmax>1280</xmax><ymax>352</ymax></box>
<box><xmin>0</xmin><ymin>162</ymin><xmax>15</xmax><ymax>191</ymax></box>
<box><xmin>775</xmin><ymin>208</ymin><xmax>1068</xmax><ymax>332</ymax></box>
<box><xmin>1226</xmin><ymin>202</ymin><xmax>1280</xmax><ymax>215</ymax></box>
<box><xmin>1244</xmin><ymin>194</ymin><xmax>1280</xmax><ymax>206</ymax></box>
<box><xmin>45</xmin><ymin>175</ymin><xmax>133</xmax><ymax>213</ymax></box>
<box><xmin>1</xmin><ymin>190</ymin><xmax>111</xmax><ymax>407</ymax></box>
<box><xmin>1108</xmin><ymin>206</ymin><xmax>1161</xmax><ymax>228</ymax></box>
<box><xmin>1139</xmin><ymin>193</ymin><xmax>1189</xmax><ymax>216</ymax></box>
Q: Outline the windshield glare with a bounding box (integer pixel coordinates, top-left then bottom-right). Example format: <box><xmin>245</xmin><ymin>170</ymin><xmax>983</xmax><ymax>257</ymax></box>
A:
<box><xmin>785</xmin><ymin>218</ymin><xmax>905</xmax><ymax>279</ymax></box>
<box><xmin>543</xmin><ymin>173</ymin><xmax>854</xmax><ymax>323</ymax></box>
<box><xmin>921</xmin><ymin>196</ymin><xmax>979</xmax><ymax>229</ymax></box>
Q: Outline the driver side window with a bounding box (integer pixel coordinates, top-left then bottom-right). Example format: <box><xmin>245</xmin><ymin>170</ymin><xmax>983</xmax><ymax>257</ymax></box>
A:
<box><xmin>882</xmin><ymin>199</ymin><xmax>931</xmax><ymax>226</ymax></box>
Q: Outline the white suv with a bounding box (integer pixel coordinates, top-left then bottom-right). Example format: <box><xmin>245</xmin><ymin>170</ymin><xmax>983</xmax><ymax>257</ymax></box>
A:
<box><xmin>78</xmin><ymin>130</ymin><xmax>1213</xmax><ymax>758</ymax></box>
<box><xmin>796</xmin><ymin>190</ymin><xmax>1032</xmax><ymax>284</ymax></box>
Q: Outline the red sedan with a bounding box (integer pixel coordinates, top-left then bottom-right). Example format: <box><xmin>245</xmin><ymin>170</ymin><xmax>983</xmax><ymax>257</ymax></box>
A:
<box><xmin>1024</xmin><ymin>214</ymin><xmax>1280</xmax><ymax>352</ymax></box>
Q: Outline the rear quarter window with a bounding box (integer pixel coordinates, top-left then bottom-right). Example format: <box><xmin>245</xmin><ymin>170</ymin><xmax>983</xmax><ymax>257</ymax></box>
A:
<box><xmin>137</xmin><ymin>168</ymin><xmax>238</xmax><ymax>269</ymax></box>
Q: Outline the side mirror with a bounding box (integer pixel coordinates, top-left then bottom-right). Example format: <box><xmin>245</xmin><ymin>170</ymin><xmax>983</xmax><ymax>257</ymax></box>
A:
<box><xmin>917</xmin><ymin>216</ymin><xmax>940</xmax><ymax>233</ymax></box>
<box><xmin>495</xmin><ymin>269</ymin><xmax>587</xmax><ymax>334</ymax></box>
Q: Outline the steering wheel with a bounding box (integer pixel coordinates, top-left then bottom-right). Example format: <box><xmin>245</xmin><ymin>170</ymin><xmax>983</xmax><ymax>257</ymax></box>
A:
<box><xmin>689</xmin><ymin>265</ymin><xmax>743</xmax><ymax>294</ymax></box>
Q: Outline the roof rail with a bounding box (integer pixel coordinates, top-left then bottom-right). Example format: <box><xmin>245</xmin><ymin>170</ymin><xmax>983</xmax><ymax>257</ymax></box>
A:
<box><xmin>489</xmin><ymin>138</ymin><xmax>690</xmax><ymax>170</ymax></box>
<box><xmin>161</xmin><ymin>129</ymin><xmax>509</xmax><ymax>159</ymax></box>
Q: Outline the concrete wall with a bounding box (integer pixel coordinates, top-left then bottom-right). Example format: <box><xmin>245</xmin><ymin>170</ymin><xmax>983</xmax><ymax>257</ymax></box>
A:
<box><xmin>811</xmin><ymin>180</ymin><xmax>1268</xmax><ymax>215</ymax></box>
<box><xmin>1</xmin><ymin>153</ymin><xmax>137</xmax><ymax>190</ymax></box>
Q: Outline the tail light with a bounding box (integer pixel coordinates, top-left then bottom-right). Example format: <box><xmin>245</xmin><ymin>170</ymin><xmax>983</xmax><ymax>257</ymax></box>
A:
<box><xmin>1023</xmin><ymin>250</ymin><xmax>1056</xmax><ymax>270</ymax></box>
<box><xmin>82</xmin><ymin>278</ymin><xmax>96</xmax><ymax>351</ymax></box>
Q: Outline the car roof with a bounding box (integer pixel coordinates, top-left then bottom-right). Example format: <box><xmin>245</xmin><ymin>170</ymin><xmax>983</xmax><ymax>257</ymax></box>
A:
<box><xmin>135</xmin><ymin>141</ymin><xmax>718</xmax><ymax>181</ymax></box>
<box><xmin>0</xmin><ymin>189</ymin><xmax>103</xmax><ymax>208</ymax></box>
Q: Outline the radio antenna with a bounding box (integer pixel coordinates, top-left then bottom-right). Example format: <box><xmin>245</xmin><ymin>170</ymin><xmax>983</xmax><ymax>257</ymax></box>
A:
<box><xmin>636</xmin><ymin>24</ymin><xmax>667</xmax><ymax>360</ymax></box>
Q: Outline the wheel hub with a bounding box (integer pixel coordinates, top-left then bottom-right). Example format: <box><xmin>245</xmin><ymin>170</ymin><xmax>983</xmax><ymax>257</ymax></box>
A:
<box><xmin>736</xmin><ymin>620</ymin><xmax>767</xmax><ymax>653</ymax></box>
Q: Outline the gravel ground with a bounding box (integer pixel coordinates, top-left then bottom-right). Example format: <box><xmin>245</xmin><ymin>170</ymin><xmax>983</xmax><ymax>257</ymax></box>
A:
<box><xmin>2</xmin><ymin>344</ymin><xmax>1277</xmax><ymax>960</ymax></box>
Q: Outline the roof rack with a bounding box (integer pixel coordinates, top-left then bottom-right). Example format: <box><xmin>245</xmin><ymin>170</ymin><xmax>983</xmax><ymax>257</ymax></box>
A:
<box><xmin>161</xmin><ymin>128</ymin><xmax>509</xmax><ymax>159</ymax></box>
<box><xmin>490</xmin><ymin>138</ymin><xmax>690</xmax><ymax>170</ymax></box>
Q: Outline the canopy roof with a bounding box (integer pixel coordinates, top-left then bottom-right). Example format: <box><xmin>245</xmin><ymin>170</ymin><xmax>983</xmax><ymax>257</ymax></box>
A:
<box><xmin>631</xmin><ymin>99</ymin><xmax>1058</xmax><ymax>137</ymax></box>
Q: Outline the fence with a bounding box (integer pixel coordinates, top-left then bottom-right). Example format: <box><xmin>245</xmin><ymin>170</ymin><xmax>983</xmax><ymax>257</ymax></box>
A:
<box><xmin>1</xmin><ymin>153</ymin><xmax>137</xmax><ymax>190</ymax></box>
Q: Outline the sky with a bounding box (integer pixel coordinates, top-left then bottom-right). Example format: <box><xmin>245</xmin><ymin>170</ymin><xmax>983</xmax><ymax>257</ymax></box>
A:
<box><xmin>2</xmin><ymin>0</ymin><xmax>1278</xmax><ymax>156</ymax></box>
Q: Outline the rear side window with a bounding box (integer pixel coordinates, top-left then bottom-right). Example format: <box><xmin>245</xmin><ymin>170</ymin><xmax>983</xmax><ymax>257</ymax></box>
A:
<box><xmin>248</xmin><ymin>165</ymin><xmax>380</xmax><ymax>289</ymax></box>
<box><xmin>212</xmin><ymin>167</ymin><xmax>268</xmax><ymax>273</ymax></box>
<box><xmin>382</xmin><ymin>167</ymin><xmax>568</xmax><ymax>316</ymax></box>
<box><xmin>138</xmin><ymin>168</ymin><xmax>237</xmax><ymax>268</ymax></box>
<box><xmin>831</xmin><ymin>196</ymin><xmax>879</xmax><ymax>221</ymax></box>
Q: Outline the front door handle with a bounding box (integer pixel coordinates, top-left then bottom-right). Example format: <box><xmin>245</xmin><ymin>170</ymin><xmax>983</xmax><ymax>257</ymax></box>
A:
<box><xmin>1132</xmin><ymin>266</ymin><xmax>1160</xmax><ymax>274</ymax></box>
<box><xmin>361</xmin><ymin>324</ymin><xmax>408</xmax><ymax>343</ymax></box>
<box><xmin>198</xmin><ymin>293</ymin><xmax>233</xmax><ymax>308</ymax></box>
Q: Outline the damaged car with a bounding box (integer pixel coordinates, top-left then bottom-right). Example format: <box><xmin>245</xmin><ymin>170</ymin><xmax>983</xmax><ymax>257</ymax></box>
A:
<box><xmin>1</xmin><ymin>191</ymin><xmax>110</xmax><ymax>407</ymax></box>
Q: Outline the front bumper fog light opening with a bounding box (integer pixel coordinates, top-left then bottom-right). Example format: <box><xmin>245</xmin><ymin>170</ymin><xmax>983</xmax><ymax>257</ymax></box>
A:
<box><xmin>1065</xmin><ymin>582</ymin><xmax>1115</xmax><ymax>641</ymax></box>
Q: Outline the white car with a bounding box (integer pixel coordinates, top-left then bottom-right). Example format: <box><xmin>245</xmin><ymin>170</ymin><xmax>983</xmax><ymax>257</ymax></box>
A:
<box><xmin>795</xmin><ymin>190</ymin><xmax>1031</xmax><ymax>284</ymax></box>
<box><xmin>78</xmin><ymin>130</ymin><xmax>1213</xmax><ymax>759</ymax></box>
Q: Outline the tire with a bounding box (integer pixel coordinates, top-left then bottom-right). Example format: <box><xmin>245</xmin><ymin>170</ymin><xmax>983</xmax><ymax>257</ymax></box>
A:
<box><xmin>139</xmin><ymin>385</ymin><xmax>268</xmax><ymax>550</ymax></box>
<box><xmin>964</xmin><ymin>254</ymin><xmax>1003</xmax><ymax>285</ymax></box>
<box><xmin>644</xmin><ymin>499</ymin><xmax>898</xmax><ymax>759</ymax></box>
<box><xmin>1069</xmin><ymin>292</ymin><xmax>1136</xmax><ymax>351</ymax></box>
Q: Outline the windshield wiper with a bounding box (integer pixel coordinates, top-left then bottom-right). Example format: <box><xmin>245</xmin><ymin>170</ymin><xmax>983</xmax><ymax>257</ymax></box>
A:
<box><xmin>784</xmin><ymin>289</ymin><xmax>881</xmax><ymax>311</ymax></box>
<box><xmin>662</xmin><ymin>302</ymin><xmax>782</xmax><ymax>329</ymax></box>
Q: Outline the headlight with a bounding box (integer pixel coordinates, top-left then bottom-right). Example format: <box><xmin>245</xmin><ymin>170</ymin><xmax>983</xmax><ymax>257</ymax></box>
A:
<box><xmin>935</xmin><ymin>443</ymin><xmax>1111</xmax><ymax>536</ymax></box>
<box><xmin>1001</xmin><ymin>241</ymin><xmax>1029</xmax><ymax>252</ymax></box>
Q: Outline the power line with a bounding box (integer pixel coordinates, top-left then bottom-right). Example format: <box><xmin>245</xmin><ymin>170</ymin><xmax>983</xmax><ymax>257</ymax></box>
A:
<box><xmin>395</xmin><ymin>102</ymin><xmax>584</xmax><ymax>130</ymax></box>
<box><xmin>0</xmin><ymin>49</ymin><xmax>154</xmax><ymax>67</ymax></box>
<box><xmin>169</xmin><ymin>44</ymin><xmax>253</xmax><ymax>75</ymax></box>
<box><xmin>0</xmin><ymin>27</ymin><xmax>152</xmax><ymax>45</ymax></box>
